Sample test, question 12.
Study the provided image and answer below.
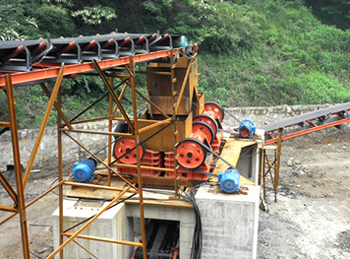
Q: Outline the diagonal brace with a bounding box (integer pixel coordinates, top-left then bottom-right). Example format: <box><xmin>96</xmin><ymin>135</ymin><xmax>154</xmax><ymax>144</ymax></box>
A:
<box><xmin>39</xmin><ymin>83</ymin><xmax>72</xmax><ymax>130</ymax></box>
<box><xmin>92</xmin><ymin>60</ymin><xmax>135</xmax><ymax>133</ymax></box>
<box><xmin>0</xmin><ymin>170</ymin><xmax>18</xmax><ymax>205</ymax></box>
<box><xmin>23</xmin><ymin>63</ymin><xmax>65</xmax><ymax>188</ymax></box>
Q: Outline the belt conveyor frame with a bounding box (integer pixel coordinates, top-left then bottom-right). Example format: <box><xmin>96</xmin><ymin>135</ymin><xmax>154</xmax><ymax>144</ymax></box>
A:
<box><xmin>258</xmin><ymin>102</ymin><xmax>350</xmax><ymax>145</ymax></box>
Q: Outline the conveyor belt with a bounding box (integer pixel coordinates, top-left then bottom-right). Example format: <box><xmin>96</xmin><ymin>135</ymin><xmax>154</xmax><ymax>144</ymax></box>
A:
<box><xmin>258</xmin><ymin>102</ymin><xmax>350</xmax><ymax>144</ymax></box>
<box><xmin>0</xmin><ymin>32</ymin><xmax>183</xmax><ymax>87</ymax></box>
<box><xmin>0</xmin><ymin>32</ymin><xmax>182</xmax><ymax>72</ymax></box>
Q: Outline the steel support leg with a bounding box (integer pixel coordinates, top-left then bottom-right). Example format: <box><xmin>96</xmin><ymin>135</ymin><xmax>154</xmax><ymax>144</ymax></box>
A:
<box><xmin>5</xmin><ymin>74</ymin><xmax>30</xmax><ymax>259</ymax></box>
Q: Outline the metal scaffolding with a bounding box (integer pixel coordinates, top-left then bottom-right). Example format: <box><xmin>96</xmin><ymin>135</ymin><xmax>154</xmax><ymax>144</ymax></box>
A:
<box><xmin>0</xmin><ymin>32</ymin><xmax>184</xmax><ymax>259</ymax></box>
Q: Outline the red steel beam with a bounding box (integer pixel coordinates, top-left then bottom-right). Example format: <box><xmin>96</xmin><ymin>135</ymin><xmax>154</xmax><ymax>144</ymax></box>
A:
<box><xmin>0</xmin><ymin>49</ymin><xmax>179</xmax><ymax>88</ymax></box>
<box><xmin>265</xmin><ymin>117</ymin><xmax>350</xmax><ymax>145</ymax></box>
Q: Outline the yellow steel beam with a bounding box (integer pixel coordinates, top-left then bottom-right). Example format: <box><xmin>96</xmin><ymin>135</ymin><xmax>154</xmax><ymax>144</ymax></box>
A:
<box><xmin>5</xmin><ymin>74</ymin><xmax>31</xmax><ymax>259</ymax></box>
<box><xmin>64</xmin><ymin>181</ymin><xmax>138</xmax><ymax>194</ymax></box>
<box><xmin>59</xmin><ymin>128</ymin><xmax>132</xmax><ymax>138</ymax></box>
<box><xmin>175</xmin><ymin>58</ymin><xmax>194</xmax><ymax>112</ymax></box>
<box><xmin>0</xmin><ymin>205</ymin><xmax>17</xmax><ymax>213</ymax></box>
<box><xmin>129</xmin><ymin>55</ymin><xmax>148</xmax><ymax>259</ymax></box>
<box><xmin>72</xmin><ymin>240</ymin><xmax>99</xmax><ymax>259</ymax></box>
<box><xmin>25</xmin><ymin>180</ymin><xmax>64</xmax><ymax>209</ymax></box>
<box><xmin>63</xmin><ymin>132</ymin><xmax>138</xmax><ymax>190</ymax></box>
<box><xmin>23</xmin><ymin>63</ymin><xmax>65</xmax><ymax>188</ymax></box>
<box><xmin>275</xmin><ymin>128</ymin><xmax>283</xmax><ymax>202</ymax></box>
<box><xmin>108</xmin><ymin>77</ymin><xmax>113</xmax><ymax>186</ymax></box>
<box><xmin>66</xmin><ymin>116</ymin><xmax>113</xmax><ymax>125</ymax></box>
<box><xmin>62</xmin><ymin>233</ymin><xmax>143</xmax><ymax>247</ymax></box>
<box><xmin>0</xmin><ymin>170</ymin><xmax>18</xmax><ymax>204</ymax></box>
<box><xmin>92</xmin><ymin>60</ymin><xmax>135</xmax><ymax>134</ymax></box>
<box><xmin>136</xmin><ymin>70</ymin><xmax>172</xmax><ymax>76</ymax></box>
<box><xmin>0</xmin><ymin>121</ymin><xmax>10</xmax><ymax>127</ymax></box>
<box><xmin>39</xmin><ymin>83</ymin><xmax>72</xmax><ymax>130</ymax></box>
<box><xmin>112</xmin><ymin>82</ymin><xmax>128</xmax><ymax>115</ymax></box>
<box><xmin>138</xmin><ymin>117</ymin><xmax>172</xmax><ymax>134</ymax></box>
<box><xmin>57</xmin><ymin>86</ymin><xmax>64</xmax><ymax>259</ymax></box>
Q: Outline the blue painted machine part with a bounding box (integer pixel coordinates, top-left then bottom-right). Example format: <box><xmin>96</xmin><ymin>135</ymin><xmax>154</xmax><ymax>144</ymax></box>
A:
<box><xmin>72</xmin><ymin>159</ymin><xmax>96</xmax><ymax>182</ymax></box>
<box><xmin>180</xmin><ymin>36</ymin><xmax>188</xmax><ymax>49</ymax></box>
<box><xmin>218</xmin><ymin>168</ymin><xmax>240</xmax><ymax>193</ymax></box>
<box><xmin>239</xmin><ymin>119</ymin><xmax>256</xmax><ymax>138</ymax></box>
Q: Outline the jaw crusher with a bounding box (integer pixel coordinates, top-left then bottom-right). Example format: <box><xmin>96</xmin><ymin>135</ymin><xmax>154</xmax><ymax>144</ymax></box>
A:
<box><xmin>110</xmin><ymin>55</ymin><xmax>226</xmax><ymax>185</ymax></box>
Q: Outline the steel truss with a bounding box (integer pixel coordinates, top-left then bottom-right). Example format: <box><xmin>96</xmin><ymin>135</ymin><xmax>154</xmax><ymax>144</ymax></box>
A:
<box><xmin>0</xmin><ymin>32</ymin><xmax>184</xmax><ymax>258</ymax></box>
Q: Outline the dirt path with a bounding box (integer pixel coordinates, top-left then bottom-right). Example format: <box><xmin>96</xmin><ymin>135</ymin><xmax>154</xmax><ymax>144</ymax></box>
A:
<box><xmin>258</xmin><ymin>130</ymin><xmax>350</xmax><ymax>259</ymax></box>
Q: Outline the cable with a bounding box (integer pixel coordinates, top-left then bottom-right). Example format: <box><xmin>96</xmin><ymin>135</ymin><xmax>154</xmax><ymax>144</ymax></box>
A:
<box><xmin>175</xmin><ymin>183</ymin><xmax>205</xmax><ymax>259</ymax></box>
<box><xmin>29</xmin><ymin>251</ymin><xmax>43</xmax><ymax>259</ymax></box>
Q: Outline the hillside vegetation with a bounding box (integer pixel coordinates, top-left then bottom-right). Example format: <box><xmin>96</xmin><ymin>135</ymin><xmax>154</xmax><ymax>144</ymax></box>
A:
<box><xmin>1</xmin><ymin>0</ymin><xmax>350</xmax><ymax>128</ymax></box>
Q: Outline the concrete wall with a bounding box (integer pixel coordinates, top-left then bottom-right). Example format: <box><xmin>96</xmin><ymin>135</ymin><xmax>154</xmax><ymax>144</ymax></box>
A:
<box><xmin>0</xmin><ymin>104</ymin><xmax>340</xmax><ymax>177</ymax></box>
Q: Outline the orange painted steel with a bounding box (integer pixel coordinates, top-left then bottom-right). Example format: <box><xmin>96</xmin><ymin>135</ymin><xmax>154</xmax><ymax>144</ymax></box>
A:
<box><xmin>5</xmin><ymin>74</ymin><xmax>31</xmax><ymax>259</ymax></box>
<box><xmin>22</xmin><ymin>63</ymin><xmax>65</xmax><ymax>188</ymax></box>
<box><xmin>0</xmin><ymin>34</ymin><xmax>194</xmax><ymax>258</ymax></box>
<box><xmin>264</xmin><ymin>117</ymin><xmax>350</xmax><ymax>145</ymax></box>
<box><xmin>0</xmin><ymin>170</ymin><xmax>18</xmax><ymax>204</ymax></box>
<box><xmin>204</xmin><ymin>102</ymin><xmax>224</xmax><ymax>123</ymax></box>
<box><xmin>0</xmin><ymin>49</ymin><xmax>179</xmax><ymax>88</ymax></box>
<box><xmin>113</xmin><ymin>137</ymin><xmax>145</xmax><ymax>164</ymax></box>
<box><xmin>176</xmin><ymin>139</ymin><xmax>207</xmax><ymax>170</ymax></box>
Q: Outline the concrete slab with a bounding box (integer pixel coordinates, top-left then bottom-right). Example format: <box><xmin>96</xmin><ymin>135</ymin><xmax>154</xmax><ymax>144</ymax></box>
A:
<box><xmin>196</xmin><ymin>184</ymin><xmax>260</xmax><ymax>259</ymax></box>
<box><xmin>52</xmin><ymin>200</ymin><xmax>125</xmax><ymax>259</ymax></box>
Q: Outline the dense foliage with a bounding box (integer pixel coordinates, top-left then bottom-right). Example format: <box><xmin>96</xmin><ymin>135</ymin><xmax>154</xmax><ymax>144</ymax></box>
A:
<box><xmin>1</xmin><ymin>0</ymin><xmax>350</xmax><ymax>128</ymax></box>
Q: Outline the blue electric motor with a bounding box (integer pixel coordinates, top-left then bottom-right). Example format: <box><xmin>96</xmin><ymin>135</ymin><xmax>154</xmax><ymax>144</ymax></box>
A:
<box><xmin>218</xmin><ymin>168</ymin><xmax>240</xmax><ymax>193</ymax></box>
<box><xmin>72</xmin><ymin>159</ymin><xmax>96</xmax><ymax>182</ymax></box>
<box><xmin>239</xmin><ymin>119</ymin><xmax>256</xmax><ymax>138</ymax></box>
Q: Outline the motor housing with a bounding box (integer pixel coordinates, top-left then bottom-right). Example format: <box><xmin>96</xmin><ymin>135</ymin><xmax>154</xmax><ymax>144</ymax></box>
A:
<box><xmin>239</xmin><ymin>119</ymin><xmax>256</xmax><ymax>138</ymax></box>
<box><xmin>218</xmin><ymin>168</ymin><xmax>240</xmax><ymax>193</ymax></box>
<box><xmin>72</xmin><ymin>159</ymin><xmax>96</xmax><ymax>182</ymax></box>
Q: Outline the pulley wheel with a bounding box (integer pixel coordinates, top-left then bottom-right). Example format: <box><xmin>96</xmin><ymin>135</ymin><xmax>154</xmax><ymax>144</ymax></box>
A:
<box><xmin>113</xmin><ymin>137</ymin><xmax>145</xmax><ymax>164</ymax></box>
<box><xmin>176</xmin><ymin>138</ymin><xmax>207</xmax><ymax>170</ymax></box>
<box><xmin>193</xmin><ymin>114</ymin><xmax>218</xmax><ymax>136</ymax></box>
<box><xmin>192</xmin><ymin>121</ymin><xmax>214</xmax><ymax>145</ymax></box>
<box><xmin>204</xmin><ymin>101</ymin><xmax>225</xmax><ymax>122</ymax></box>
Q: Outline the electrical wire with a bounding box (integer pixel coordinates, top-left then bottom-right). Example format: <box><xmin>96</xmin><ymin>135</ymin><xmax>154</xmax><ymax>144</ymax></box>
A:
<box><xmin>176</xmin><ymin>183</ymin><xmax>205</xmax><ymax>259</ymax></box>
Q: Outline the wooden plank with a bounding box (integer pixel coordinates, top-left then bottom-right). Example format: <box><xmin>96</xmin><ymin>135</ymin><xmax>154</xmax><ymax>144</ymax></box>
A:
<box><xmin>65</xmin><ymin>178</ymin><xmax>126</xmax><ymax>200</ymax></box>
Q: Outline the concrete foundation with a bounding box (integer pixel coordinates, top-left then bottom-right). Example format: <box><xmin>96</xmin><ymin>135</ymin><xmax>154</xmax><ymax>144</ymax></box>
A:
<box><xmin>196</xmin><ymin>185</ymin><xmax>260</xmax><ymax>259</ymax></box>
<box><xmin>52</xmin><ymin>200</ymin><xmax>126</xmax><ymax>258</ymax></box>
<box><xmin>53</xmin><ymin>183</ymin><xmax>259</xmax><ymax>259</ymax></box>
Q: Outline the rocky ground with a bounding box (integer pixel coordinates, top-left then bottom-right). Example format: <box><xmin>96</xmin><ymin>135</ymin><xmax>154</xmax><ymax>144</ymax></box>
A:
<box><xmin>258</xmin><ymin>129</ymin><xmax>350</xmax><ymax>259</ymax></box>
<box><xmin>1</xmin><ymin>129</ymin><xmax>350</xmax><ymax>258</ymax></box>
